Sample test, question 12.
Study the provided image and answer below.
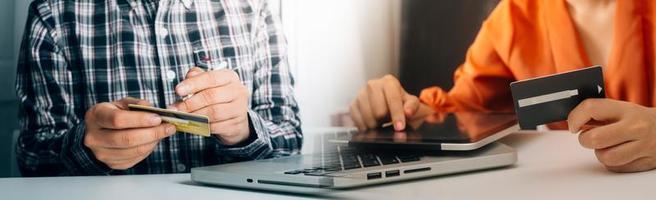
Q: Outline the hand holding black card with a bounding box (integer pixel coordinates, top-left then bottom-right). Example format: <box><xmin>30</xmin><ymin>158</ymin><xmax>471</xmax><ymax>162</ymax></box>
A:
<box><xmin>510</xmin><ymin>66</ymin><xmax>606</xmax><ymax>130</ymax></box>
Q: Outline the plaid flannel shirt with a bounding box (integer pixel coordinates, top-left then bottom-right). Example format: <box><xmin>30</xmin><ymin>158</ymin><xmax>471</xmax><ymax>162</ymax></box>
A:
<box><xmin>15</xmin><ymin>0</ymin><xmax>302</xmax><ymax>176</ymax></box>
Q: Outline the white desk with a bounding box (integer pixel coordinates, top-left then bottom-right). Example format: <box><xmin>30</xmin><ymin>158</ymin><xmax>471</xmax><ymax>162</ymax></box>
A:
<box><xmin>2</xmin><ymin>129</ymin><xmax>655</xmax><ymax>200</ymax></box>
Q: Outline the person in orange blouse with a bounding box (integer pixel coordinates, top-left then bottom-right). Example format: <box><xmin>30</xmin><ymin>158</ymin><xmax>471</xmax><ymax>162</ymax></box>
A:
<box><xmin>350</xmin><ymin>0</ymin><xmax>656</xmax><ymax>173</ymax></box>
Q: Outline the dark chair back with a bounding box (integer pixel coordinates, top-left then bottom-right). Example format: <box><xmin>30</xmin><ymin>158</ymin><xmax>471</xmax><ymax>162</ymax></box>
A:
<box><xmin>399</xmin><ymin>0</ymin><xmax>501</xmax><ymax>94</ymax></box>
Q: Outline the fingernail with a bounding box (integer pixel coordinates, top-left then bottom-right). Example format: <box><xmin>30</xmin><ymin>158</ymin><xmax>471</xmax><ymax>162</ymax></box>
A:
<box><xmin>149</xmin><ymin>115</ymin><xmax>161</xmax><ymax>124</ymax></box>
<box><xmin>394</xmin><ymin>121</ymin><xmax>405</xmax><ymax>131</ymax></box>
<box><xmin>176</xmin><ymin>84</ymin><xmax>190</xmax><ymax>95</ymax></box>
<box><xmin>166</xmin><ymin>124</ymin><xmax>177</xmax><ymax>134</ymax></box>
<box><xmin>188</xmin><ymin>69</ymin><xmax>199</xmax><ymax>76</ymax></box>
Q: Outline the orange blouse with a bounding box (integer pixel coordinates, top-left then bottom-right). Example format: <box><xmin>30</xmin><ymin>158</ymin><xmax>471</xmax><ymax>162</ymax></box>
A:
<box><xmin>420</xmin><ymin>0</ymin><xmax>656</xmax><ymax>117</ymax></box>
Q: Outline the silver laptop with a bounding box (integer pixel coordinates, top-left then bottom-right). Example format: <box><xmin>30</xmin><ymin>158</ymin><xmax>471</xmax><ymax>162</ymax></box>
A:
<box><xmin>191</xmin><ymin>113</ymin><xmax>518</xmax><ymax>194</ymax></box>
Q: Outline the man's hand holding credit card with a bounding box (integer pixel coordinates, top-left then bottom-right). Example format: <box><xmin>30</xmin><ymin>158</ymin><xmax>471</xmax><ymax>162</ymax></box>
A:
<box><xmin>83</xmin><ymin>53</ymin><xmax>253</xmax><ymax>170</ymax></box>
<box><xmin>510</xmin><ymin>66</ymin><xmax>606</xmax><ymax>130</ymax></box>
<box><xmin>165</xmin><ymin>64</ymin><xmax>252</xmax><ymax>145</ymax></box>
<box><xmin>83</xmin><ymin>98</ymin><xmax>178</xmax><ymax>170</ymax></box>
<box><xmin>130</xmin><ymin>51</ymin><xmax>251</xmax><ymax>144</ymax></box>
<box><xmin>127</xmin><ymin>66</ymin><xmax>245</xmax><ymax>139</ymax></box>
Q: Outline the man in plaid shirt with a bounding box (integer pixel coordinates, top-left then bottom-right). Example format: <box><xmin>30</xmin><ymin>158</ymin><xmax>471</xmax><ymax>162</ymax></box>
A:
<box><xmin>15</xmin><ymin>0</ymin><xmax>302</xmax><ymax>176</ymax></box>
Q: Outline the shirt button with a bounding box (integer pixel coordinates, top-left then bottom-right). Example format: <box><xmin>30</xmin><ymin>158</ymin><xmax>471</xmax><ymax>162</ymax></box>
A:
<box><xmin>166</xmin><ymin>70</ymin><xmax>176</xmax><ymax>81</ymax></box>
<box><xmin>157</xmin><ymin>28</ymin><xmax>169</xmax><ymax>37</ymax></box>
<box><xmin>176</xmin><ymin>163</ymin><xmax>186</xmax><ymax>172</ymax></box>
<box><xmin>217</xmin><ymin>61</ymin><xmax>227</xmax><ymax>69</ymax></box>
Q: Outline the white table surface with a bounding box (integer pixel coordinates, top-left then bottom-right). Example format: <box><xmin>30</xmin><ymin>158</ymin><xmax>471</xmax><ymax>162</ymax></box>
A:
<box><xmin>2</xmin><ymin>128</ymin><xmax>655</xmax><ymax>200</ymax></box>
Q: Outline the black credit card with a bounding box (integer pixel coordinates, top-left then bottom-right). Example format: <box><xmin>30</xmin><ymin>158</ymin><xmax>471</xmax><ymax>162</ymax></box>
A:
<box><xmin>510</xmin><ymin>66</ymin><xmax>606</xmax><ymax>130</ymax></box>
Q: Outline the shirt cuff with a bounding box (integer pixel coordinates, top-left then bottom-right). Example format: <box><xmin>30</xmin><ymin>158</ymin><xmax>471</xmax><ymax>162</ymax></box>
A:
<box><xmin>60</xmin><ymin>122</ymin><xmax>112</xmax><ymax>175</ymax></box>
<box><xmin>214</xmin><ymin>110</ymin><xmax>273</xmax><ymax>159</ymax></box>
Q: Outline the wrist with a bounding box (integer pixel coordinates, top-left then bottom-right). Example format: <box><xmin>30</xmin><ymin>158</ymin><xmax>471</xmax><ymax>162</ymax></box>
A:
<box><xmin>214</xmin><ymin>116</ymin><xmax>255</xmax><ymax>147</ymax></box>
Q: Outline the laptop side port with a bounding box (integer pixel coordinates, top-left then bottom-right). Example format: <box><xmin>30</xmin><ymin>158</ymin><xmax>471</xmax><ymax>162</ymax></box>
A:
<box><xmin>404</xmin><ymin>167</ymin><xmax>431</xmax><ymax>174</ymax></box>
<box><xmin>385</xmin><ymin>170</ymin><xmax>400</xmax><ymax>177</ymax></box>
<box><xmin>367</xmin><ymin>172</ymin><xmax>382</xmax><ymax>180</ymax></box>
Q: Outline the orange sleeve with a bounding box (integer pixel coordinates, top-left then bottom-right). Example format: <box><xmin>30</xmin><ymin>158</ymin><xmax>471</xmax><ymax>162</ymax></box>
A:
<box><xmin>420</xmin><ymin>0</ymin><xmax>517</xmax><ymax>113</ymax></box>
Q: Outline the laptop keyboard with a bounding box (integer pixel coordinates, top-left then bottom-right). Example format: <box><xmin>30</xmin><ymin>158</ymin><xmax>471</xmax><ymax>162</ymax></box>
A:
<box><xmin>284</xmin><ymin>129</ymin><xmax>422</xmax><ymax>176</ymax></box>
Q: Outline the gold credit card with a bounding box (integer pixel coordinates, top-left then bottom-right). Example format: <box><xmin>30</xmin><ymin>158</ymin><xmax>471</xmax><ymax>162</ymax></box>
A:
<box><xmin>128</xmin><ymin>104</ymin><xmax>211</xmax><ymax>137</ymax></box>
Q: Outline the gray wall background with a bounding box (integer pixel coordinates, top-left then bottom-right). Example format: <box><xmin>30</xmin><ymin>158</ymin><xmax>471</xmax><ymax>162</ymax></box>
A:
<box><xmin>0</xmin><ymin>0</ymin><xmax>29</xmax><ymax>177</ymax></box>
